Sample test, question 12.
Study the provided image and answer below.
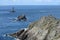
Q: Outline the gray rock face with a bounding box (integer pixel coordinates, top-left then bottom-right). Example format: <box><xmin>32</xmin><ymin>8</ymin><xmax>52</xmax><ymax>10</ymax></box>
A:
<box><xmin>9</xmin><ymin>15</ymin><xmax>60</xmax><ymax>40</ymax></box>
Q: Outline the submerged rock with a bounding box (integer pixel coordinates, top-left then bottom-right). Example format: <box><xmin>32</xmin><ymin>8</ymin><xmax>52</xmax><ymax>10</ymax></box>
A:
<box><xmin>9</xmin><ymin>15</ymin><xmax>60</xmax><ymax>40</ymax></box>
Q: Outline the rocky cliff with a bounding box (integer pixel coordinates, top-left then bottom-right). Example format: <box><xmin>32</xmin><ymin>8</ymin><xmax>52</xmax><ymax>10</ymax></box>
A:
<box><xmin>9</xmin><ymin>15</ymin><xmax>60</xmax><ymax>40</ymax></box>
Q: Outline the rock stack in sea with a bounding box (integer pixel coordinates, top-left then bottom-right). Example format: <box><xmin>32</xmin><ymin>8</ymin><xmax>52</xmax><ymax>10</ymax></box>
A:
<box><xmin>9</xmin><ymin>15</ymin><xmax>60</xmax><ymax>40</ymax></box>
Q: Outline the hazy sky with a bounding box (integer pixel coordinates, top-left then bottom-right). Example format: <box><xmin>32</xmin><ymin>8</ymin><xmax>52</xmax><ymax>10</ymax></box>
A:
<box><xmin>0</xmin><ymin>0</ymin><xmax>60</xmax><ymax>5</ymax></box>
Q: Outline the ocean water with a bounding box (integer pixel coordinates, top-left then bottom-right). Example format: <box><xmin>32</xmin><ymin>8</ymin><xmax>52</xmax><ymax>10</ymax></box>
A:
<box><xmin>0</xmin><ymin>5</ymin><xmax>60</xmax><ymax>40</ymax></box>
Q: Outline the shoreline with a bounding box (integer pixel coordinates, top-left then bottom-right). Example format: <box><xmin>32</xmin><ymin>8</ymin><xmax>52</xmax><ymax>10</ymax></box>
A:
<box><xmin>4</xmin><ymin>28</ymin><xmax>28</xmax><ymax>39</ymax></box>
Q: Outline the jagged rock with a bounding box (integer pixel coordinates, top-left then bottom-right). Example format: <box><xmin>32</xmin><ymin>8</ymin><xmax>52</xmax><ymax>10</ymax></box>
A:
<box><xmin>9</xmin><ymin>15</ymin><xmax>60</xmax><ymax>40</ymax></box>
<box><xmin>9</xmin><ymin>29</ymin><xmax>29</xmax><ymax>40</ymax></box>
<box><xmin>9</xmin><ymin>29</ymin><xmax>25</xmax><ymax>38</ymax></box>
<box><xmin>17</xmin><ymin>15</ymin><xmax>27</xmax><ymax>21</ymax></box>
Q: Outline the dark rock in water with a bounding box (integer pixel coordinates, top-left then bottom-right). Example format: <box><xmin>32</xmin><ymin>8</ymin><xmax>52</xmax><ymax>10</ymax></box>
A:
<box><xmin>9</xmin><ymin>15</ymin><xmax>60</xmax><ymax>40</ymax></box>
<box><xmin>17</xmin><ymin>15</ymin><xmax>27</xmax><ymax>21</ymax></box>
<box><xmin>10</xmin><ymin>7</ymin><xmax>15</xmax><ymax>13</ymax></box>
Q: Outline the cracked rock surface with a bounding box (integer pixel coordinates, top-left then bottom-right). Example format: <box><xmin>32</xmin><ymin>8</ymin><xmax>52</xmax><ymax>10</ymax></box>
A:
<box><xmin>9</xmin><ymin>15</ymin><xmax>60</xmax><ymax>40</ymax></box>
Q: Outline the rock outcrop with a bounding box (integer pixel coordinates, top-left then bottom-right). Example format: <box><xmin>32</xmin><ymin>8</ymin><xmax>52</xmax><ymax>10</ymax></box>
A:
<box><xmin>17</xmin><ymin>15</ymin><xmax>27</xmax><ymax>21</ymax></box>
<box><xmin>9</xmin><ymin>15</ymin><xmax>60</xmax><ymax>40</ymax></box>
<box><xmin>10</xmin><ymin>7</ymin><xmax>15</xmax><ymax>13</ymax></box>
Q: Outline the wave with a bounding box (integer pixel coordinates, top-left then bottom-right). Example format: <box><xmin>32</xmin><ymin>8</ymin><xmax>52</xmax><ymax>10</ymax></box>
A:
<box><xmin>0</xmin><ymin>11</ymin><xmax>9</xmax><ymax>13</ymax></box>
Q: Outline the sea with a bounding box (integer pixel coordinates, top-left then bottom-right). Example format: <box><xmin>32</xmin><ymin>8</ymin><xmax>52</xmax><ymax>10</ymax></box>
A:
<box><xmin>0</xmin><ymin>5</ymin><xmax>60</xmax><ymax>40</ymax></box>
